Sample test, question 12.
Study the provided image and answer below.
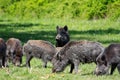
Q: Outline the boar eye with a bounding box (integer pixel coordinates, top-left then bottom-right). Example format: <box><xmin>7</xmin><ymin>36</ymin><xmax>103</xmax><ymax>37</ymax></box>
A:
<box><xmin>101</xmin><ymin>55</ymin><xmax>105</xmax><ymax>61</ymax></box>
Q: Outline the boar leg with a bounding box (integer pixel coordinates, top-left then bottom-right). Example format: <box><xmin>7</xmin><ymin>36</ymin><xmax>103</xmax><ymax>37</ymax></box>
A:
<box><xmin>26</xmin><ymin>53</ymin><xmax>33</xmax><ymax>67</ymax></box>
<box><xmin>73</xmin><ymin>60</ymin><xmax>80</xmax><ymax>73</ymax></box>
<box><xmin>43</xmin><ymin>61</ymin><xmax>47</xmax><ymax>68</ymax></box>
<box><xmin>70</xmin><ymin>63</ymin><xmax>74</xmax><ymax>73</ymax></box>
<box><xmin>20</xmin><ymin>57</ymin><xmax>22</xmax><ymax>64</ymax></box>
<box><xmin>2</xmin><ymin>56</ymin><xmax>5</xmax><ymax>67</ymax></box>
<box><xmin>117</xmin><ymin>63</ymin><xmax>120</xmax><ymax>74</ymax></box>
<box><xmin>42</xmin><ymin>57</ymin><xmax>48</xmax><ymax>68</ymax></box>
<box><xmin>10</xmin><ymin>50</ymin><xmax>14</xmax><ymax>63</ymax></box>
<box><xmin>6</xmin><ymin>50</ymin><xmax>10</xmax><ymax>63</ymax></box>
<box><xmin>110</xmin><ymin>63</ymin><xmax>117</xmax><ymax>75</ymax></box>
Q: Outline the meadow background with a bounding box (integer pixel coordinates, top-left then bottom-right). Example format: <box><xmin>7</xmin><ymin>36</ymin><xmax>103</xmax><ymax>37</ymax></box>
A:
<box><xmin>0</xmin><ymin>0</ymin><xmax>120</xmax><ymax>80</ymax></box>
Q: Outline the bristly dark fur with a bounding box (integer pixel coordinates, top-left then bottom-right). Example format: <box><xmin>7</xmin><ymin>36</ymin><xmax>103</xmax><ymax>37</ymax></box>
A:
<box><xmin>52</xmin><ymin>40</ymin><xmax>104</xmax><ymax>73</ymax></box>
<box><xmin>56</xmin><ymin>25</ymin><xmax>70</xmax><ymax>47</ymax></box>
<box><xmin>6</xmin><ymin>38</ymin><xmax>23</xmax><ymax>66</ymax></box>
<box><xmin>95</xmin><ymin>43</ymin><xmax>120</xmax><ymax>75</ymax></box>
<box><xmin>0</xmin><ymin>38</ymin><xmax>6</xmax><ymax>67</ymax></box>
<box><xmin>23</xmin><ymin>40</ymin><xmax>57</xmax><ymax>68</ymax></box>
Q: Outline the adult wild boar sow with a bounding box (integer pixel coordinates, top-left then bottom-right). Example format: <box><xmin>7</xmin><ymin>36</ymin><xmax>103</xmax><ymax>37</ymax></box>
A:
<box><xmin>23</xmin><ymin>40</ymin><xmax>57</xmax><ymax>68</ymax></box>
<box><xmin>0</xmin><ymin>38</ymin><xmax>6</xmax><ymax>67</ymax></box>
<box><xmin>56</xmin><ymin>25</ymin><xmax>70</xmax><ymax>47</ymax></box>
<box><xmin>52</xmin><ymin>40</ymin><xmax>104</xmax><ymax>73</ymax></box>
<box><xmin>95</xmin><ymin>44</ymin><xmax>120</xmax><ymax>75</ymax></box>
<box><xmin>6</xmin><ymin>38</ymin><xmax>23</xmax><ymax>66</ymax></box>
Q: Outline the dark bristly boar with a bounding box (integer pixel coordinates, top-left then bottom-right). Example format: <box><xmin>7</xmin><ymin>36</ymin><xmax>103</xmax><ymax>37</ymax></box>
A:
<box><xmin>6</xmin><ymin>38</ymin><xmax>23</xmax><ymax>66</ymax></box>
<box><xmin>55</xmin><ymin>25</ymin><xmax>70</xmax><ymax>47</ymax></box>
<box><xmin>95</xmin><ymin>43</ymin><xmax>120</xmax><ymax>75</ymax></box>
<box><xmin>0</xmin><ymin>38</ymin><xmax>6</xmax><ymax>67</ymax></box>
<box><xmin>52</xmin><ymin>40</ymin><xmax>104</xmax><ymax>73</ymax></box>
<box><xmin>23</xmin><ymin>40</ymin><xmax>57</xmax><ymax>68</ymax></box>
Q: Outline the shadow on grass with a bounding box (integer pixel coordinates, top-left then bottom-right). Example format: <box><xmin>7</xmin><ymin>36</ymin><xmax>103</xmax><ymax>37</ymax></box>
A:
<box><xmin>0</xmin><ymin>18</ymin><xmax>40</xmax><ymax>27</ymax></box>
<box><xmin>70</xmin><ymin>28</ymin><xmax>120</xmax><ymax>35</ymax></box>
<box><xmin>0</xmin><ymin>21</ymin><xmax>56</xmax><ymax>44</ymax></box>
<box><xmin>69</xmin><ymin>28</ymin><xmax>120</xmax><ymax>44</ymax></box>
<box><xmin>0</xmin><ymin>29</ymin><xmax>119</xmax><ymax>45</ymax></box>
<box><xmin>0</xmin><ymin>23</ymin><xmax>40</xmax><ymax>27</ymax></box>
<box><xmin>0</xmin><ymin>31</ymin><xmax>56</xmax><ymax>44</ymax></box>
<box><xmin>0</xmin><ymin>21</ymin><xmax>119</xmax><ymax>45</ymax></box>
<box><xmin>0</xmin><ymin>19</ymin><xmax>53</xmax><ymax>28</ymax></box>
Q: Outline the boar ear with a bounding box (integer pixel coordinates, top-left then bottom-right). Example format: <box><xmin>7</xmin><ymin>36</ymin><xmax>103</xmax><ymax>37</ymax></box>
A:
<box><xmin>56</xmin><ymin>26</ymin><xmax>59</xmax><ymax>30</ymax></box>
<box><xmin>64</xmin><ymin>25</ymin><xmax>68</xmax><ymax>31</ymax></box>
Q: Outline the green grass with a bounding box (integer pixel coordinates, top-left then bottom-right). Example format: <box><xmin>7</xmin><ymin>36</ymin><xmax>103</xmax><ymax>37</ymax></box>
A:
<box><xmin>1</xmin><ymin>0</ymin><xmax>120</xmax><ymax>20</ymax></box>
<box><xmin>0</xmin><ymin>18</ymin><xmax>120</xmax><ymax>80</ymax></box>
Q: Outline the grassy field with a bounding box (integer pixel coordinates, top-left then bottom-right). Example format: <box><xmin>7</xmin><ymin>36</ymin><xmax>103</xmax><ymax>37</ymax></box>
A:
<box><xmin>0</xmin><ymin>17</ymin><xmax>120</xmax><ymax>80</ymax></box>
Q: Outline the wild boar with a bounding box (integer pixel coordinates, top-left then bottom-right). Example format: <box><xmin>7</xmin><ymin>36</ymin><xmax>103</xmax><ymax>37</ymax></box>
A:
<box><xmin>52</xmin><ymin>40</ymin><xmax>104</xmax><ymax>73</ymax></box>
<box><xmin>23</xmin><ymin>40</ymin><xmax>57</xmax><ymax>68</ymax></box>
<box><xmin>55</xmin><ymin>25</ymin><xmax>70</xmax><ymax>47</ymax></box>
<box><xmin>0</xmin><ymin>38</ymin><xmax>6</xmax><ymax>67</ymax></box>
<box><xmin>6</xmin><ymin>38</ymin><xmax>23</xmax><ymax>66</ymax></box>
<box><xmin>95</xmin><ymin>43</ymin><xmax>120</xmax><ymax>75</ymax></box>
